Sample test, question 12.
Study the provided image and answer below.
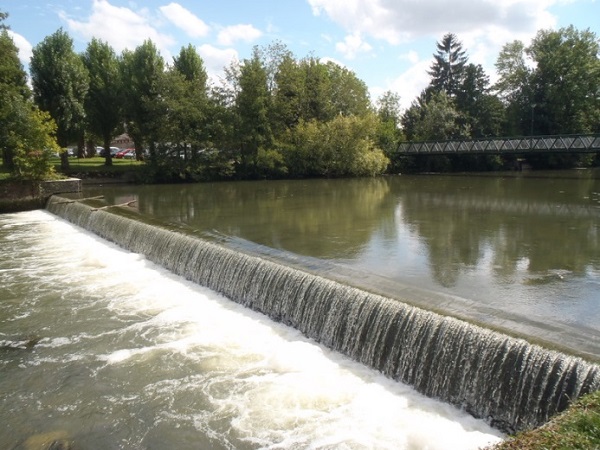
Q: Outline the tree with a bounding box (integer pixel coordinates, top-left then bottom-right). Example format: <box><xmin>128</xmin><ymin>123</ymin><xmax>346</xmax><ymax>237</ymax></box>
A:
<box><xmin>159</xmin><ymin>45</ymin><xmax>210</xmax><ymax>170</ymax></box>
<box><xmin>494</xmin><ymin>40</ymin><xmax>532</xmax><ymax>136</ymax></box>
<box><xmin>259</xmin><ymin>40</ymin><xmax>294</xmax><ymax>93</ymax></box>
<box><xmin>271</xmin><ymin>53</ymin><xmax>304</xmax><ymax>134</ymax></box>
<box><xmin>121</xmin><ymin>40</ymin><xmax>165</xmax><ymax>160</ymax></box>
<box><xmin>300</xmin><ymin>56</ymin><xmax>334</xmax><ymax>122</ymax></box>
<box><xmin>0</xmin><ymin>27</ymin><xmax>29</xmax><ymax>170</ymax></box>
<box><xmin>377</xmin><ymin>91</ymin><xmax>402</xmax><ymax>125</ymax></box>
<box><xmin>325</xmin><ymin>61</ymin><xmax>371</xmax><ymax>117</ymax></box>
<box><xmin>170</xmin><ymin>45</ymin><xmax>209</xmax><ymax>154</ymax></box>
<box><xmin>0</xmin><ymin>18</ymin><xmax>60</xmax><ymax>180</ymax></box>
<box><xmin>30</xmin><ymin>28</ymin><xmax>88</xmax><ymax>169</ymax></box>
<box><xmin>0</xmin><ymin>9</ymin><xmax>8</xmax><ymax>31</ymax></box>
<box><xmin>375</xmin><ymin>91</ymin><xmax>404</xmax><ymax>170</ymax></box>
<box><xmin>412</xmin><ymin>91</ymin><xmax>470</xmax><ymax>141</ymax></box>
<box><xmin>11</xmin><ymin>108</ymin><xmax>60</xmax><ymax>180</ymax></box>
<box><xmin>82</xmin><ymin>38</ymin><xmax>122</xmax><ymax>166</ymax></box>
<box><xmin>173</xmin><ymin>44</ymin><xmax>208</xmax><ymax>86</ymax></box>
<box><xmin>528</xmin><ymin>26</ymin><xmax>600</xmax><ymax>135</ymax></box>
<box><xmin>496</xmin><ymin>27</ymin><xmax>600</xmax><ymax>137</ymax></box>
<box><xmin>495</xmin><ymin>41</ymin><xmax>530</xmax><ymax>104</ymax></box>
<box><xmin>233</xmin><ymin>47</ymin><xmax>273</xmax><ymax>177</ymax></box>
<box><xmin>401</xmin><ymin>90</ymin><xmax>427</xmax><ymax>142</ymax></box>
<box><xmin>284</xmin><ymin>114</ymin><xmax>388</xmax><ymax>177</ymax></box>
<box><xmin>456</xmin><ymin>63</ymin><xmax>505</xmax><ymax>137</ymax></box>
<box><xmin>401</xmin><ymin>89</ymin><xmax>470</xmax><ymax>142</ymax></box>
<box><xmin>428</xmin><ymin>33</ymin><xmax>468</xmax><ymax>97</ymax></box>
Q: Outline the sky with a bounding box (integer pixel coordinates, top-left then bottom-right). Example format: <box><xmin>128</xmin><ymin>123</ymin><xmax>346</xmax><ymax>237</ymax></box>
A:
<box><xmin>3</xmin><ymin>0</ymin><xmax>599</xmax><ymax>110</ymax></box>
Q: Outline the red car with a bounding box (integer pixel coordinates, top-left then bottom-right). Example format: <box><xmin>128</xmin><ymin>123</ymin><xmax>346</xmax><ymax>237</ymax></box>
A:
<box><xmin>115</xmin><ymin>148</ymin><xmax>135</xmax><ymax>159</ymax></box>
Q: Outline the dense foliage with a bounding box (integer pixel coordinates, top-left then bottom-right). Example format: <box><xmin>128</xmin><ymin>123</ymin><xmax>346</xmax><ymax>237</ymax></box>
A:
<box><xmin>1</xmin><ymin>5</ymin><xmax>599</xmax><ymax>181</ymax></box>
<box><xmin>30</xmin><ymin>28</ymin><xmax>88</xmax><ymax>172</ymax></box>
<box><xmin>82</xmin><ymin>38</ymin><xmax>123</xmax><ymax>166</ymax></box>
<box><xmin>0</xmin><ymin>13</ymin><xmax>59</xmax><ymax>180</ymax></box>
<box><xmin>401</xmin><ymin>29</ymin><xmax>599</xmax><ymax>172</ymax></box>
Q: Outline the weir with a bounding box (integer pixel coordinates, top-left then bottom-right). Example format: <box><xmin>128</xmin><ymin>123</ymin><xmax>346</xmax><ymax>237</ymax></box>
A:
<box><xmin>46</xmin><ymin>195</ymin><xmax>600</xmax><ymax>434</ymax></box>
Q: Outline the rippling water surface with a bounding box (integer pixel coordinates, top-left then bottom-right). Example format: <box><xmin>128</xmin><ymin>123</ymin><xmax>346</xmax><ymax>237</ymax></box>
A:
<box><xmin>0</xmin><ymin>210</ymin><xmax>503</xmax><ymax>449</ymax></box>
<box><xmin>83</xmin><ymin>172</ymin><xmax>600</xmax><ymax>358</ymax></box>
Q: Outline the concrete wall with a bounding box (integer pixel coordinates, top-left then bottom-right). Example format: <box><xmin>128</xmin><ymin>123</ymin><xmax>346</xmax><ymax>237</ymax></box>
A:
<box><xmin>0</xmin><ymin>178</ymin><xmax>81</xmax><ymax>213</ymax></box>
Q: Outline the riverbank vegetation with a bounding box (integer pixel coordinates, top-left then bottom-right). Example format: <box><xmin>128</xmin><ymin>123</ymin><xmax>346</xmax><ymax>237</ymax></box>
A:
<box><xmin>488</xmin><ymin>389</ymin><xmax>600</xmax><ymax>449</ymax></box>
<box><xmin>1</xmin><ymin>8</ymin><xmax>599</xmax><ymax>184</ymax></box>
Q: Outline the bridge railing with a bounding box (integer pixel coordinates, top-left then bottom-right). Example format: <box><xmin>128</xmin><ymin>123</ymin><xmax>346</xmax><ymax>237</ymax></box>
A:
<box><xmin>396</xmin><ymin>134</ymin><xmax>600</xmax><ymax>155</ymax></box>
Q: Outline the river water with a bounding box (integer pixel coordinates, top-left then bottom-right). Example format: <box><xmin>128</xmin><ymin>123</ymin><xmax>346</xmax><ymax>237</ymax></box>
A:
<box><xmin>0</xmin><ymin>210</ymin><xmax>503</xmax><ymax>449</ymax></box>
<box><xmin>83</xmin><ymin>171</ymin><xmax>600</xmax><ymax>359</ymax></box>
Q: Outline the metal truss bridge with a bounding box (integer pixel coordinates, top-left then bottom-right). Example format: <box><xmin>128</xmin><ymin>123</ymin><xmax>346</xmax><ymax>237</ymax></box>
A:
<box><xmin>396</xmin><ymin>134</ymin><xmax>600</xmax><ymax>155</ymax></box>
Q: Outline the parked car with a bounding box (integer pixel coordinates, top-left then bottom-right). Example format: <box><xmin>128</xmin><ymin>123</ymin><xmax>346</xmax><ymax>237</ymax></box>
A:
<box><xmin>115</xmin><ymin>148</ymin><xmax>135</xmax><ymax>159</ymax></box>
<box><xmin>96</xmin><ymin>146</ymin><xmax>121</xmax><ymax>157</ymax></box>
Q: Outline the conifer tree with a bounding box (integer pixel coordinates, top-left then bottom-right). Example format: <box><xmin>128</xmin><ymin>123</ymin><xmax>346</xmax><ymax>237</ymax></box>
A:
<box><xmin>428</xmin><ymin>33</ymin><xmax>468</xmax><ymax>98</ymax></box>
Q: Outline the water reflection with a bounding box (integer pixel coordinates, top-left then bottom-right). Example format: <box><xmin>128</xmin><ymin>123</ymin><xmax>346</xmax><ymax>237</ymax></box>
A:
<box><xmin>83</xmin><ymin>173</ymin><xmax>600</xmax><ymax>289</ymax></box>
<box><xmin>90</xmin><ymin>178</ymin><xmax>393</xmax><ymax>259</ymax></box>
<box><xmin>396</xmin><ymin>174</ymin><xmax>600</xmax><ymax>287</ymax></box>
<box><xmin>82</xmin><ymin>171</ymin><xmax>600</xmax><ymax>355</ymax></box>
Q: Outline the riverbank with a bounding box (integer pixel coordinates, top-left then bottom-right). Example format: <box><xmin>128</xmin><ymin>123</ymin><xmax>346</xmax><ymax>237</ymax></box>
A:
<box><xmin>0</xmin><ymin>157</ymin><xmax>141</xmax><ymax>213</ymax></box>
<box><xmin>0</xmin><ymin>178</ymin><xmax>82</xmax><ymax>213</ymax></box>
<box><xmin>487</xmin><ymin>389</ymin><xmax>600</xmax><ymax>449</ymax></box>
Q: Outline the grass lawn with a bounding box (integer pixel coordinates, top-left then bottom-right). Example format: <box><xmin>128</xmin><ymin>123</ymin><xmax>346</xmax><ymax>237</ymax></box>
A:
<box><xmin>0</xmin><ymin>166</ymin><xmax>10</xmax><ymax>181</ymax></box>
<box><xmin>488</xmin><ymin>389</ymin><xmax>600</xmax><ymax>449</ymax></box>
<box><xmin>1</xmin><ymin>156</ymin><xmax>144</xmax><ymax>181</ymax></box>
<box><xmin>56</xmin><ymin>156</ymin><xmax>144</xmax><ymax>175</ymax></box>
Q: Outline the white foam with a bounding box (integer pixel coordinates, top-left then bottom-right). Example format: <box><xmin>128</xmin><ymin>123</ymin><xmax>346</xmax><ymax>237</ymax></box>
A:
<box><xmin>1</xmin><ymin>210</ymin><xmax>505</xmax><ymax>449</ymax></box>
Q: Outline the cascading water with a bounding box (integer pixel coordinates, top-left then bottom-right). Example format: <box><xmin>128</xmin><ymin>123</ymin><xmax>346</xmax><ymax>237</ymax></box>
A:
<box><xmin>46</xmin><ymin>196</ymin><xmax>600</xmax><ymax>434</ymax></box>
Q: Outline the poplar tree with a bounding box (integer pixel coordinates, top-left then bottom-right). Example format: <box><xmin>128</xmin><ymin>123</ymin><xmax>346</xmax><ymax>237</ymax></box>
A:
<box><xmin>120</xmin><ymin>40</ymin><xmax>165</xmax><ymax>160</ymax></box>
<box><xmin>234</xmin><ymin>47</ymin><xmax>272</xmax><ymax>177</ymax></box>
<box><xmin>82</xmin><ymin>38</ymin><xmax>122</xmax><ymax>166</ymax></box>
<box><xmin>167</xmin><ymin>45</ymin><xmax>209</xmax><ymax>158</ymax></box>
<box><xmin>30</xmin><ymin>28</ymin><xmax>88</xmax><ymax>168</ymax></box>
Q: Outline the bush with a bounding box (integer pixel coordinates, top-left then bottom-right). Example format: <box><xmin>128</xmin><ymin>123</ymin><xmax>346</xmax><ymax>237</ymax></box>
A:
<box><xmin>13</xmin><ymin>148</ymin><xmax>57</xmax><ymax>180</ymax></box>
<box><xmin>11</xmin><ymin>109</ymin><xmax>60</xmax><ymax>180</ymax></box>
<box><xmin>283</xmin><ymin>114</ymin><xmax>389</xmax><ymax>177</ymax></box>
<box><xmin>255</xmin><ymin>147</ymin><xmax>288</xmax><ymax>178</ymax></box>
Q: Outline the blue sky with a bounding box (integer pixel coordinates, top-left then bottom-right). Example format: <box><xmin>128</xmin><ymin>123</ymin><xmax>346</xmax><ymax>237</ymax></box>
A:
<box><xmin>4</xmin><ymin>0</ymin><xmax>599</xmax><ymax>110</ymax></box>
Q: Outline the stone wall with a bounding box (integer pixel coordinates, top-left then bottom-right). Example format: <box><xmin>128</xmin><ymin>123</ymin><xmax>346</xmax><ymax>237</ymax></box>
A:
<box><xmin>0</xmin><ymin>178</ymin><xmax>81</xmax><ymax>213</ymax></box>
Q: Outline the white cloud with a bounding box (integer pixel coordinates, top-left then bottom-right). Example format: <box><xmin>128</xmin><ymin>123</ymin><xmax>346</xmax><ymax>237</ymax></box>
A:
<box><xmin>159</xmin><ymin>2</ymin><xmax>210</xmax><ymax>38</ymax></box>
<box><xmin>309</xmin><ymin>0</ymin><xmax>561</xmax><ymax>106</ymax></box>
<box><xmin>7</xmin><ymin>30</ymin><xmax>33</xmax><ymax>65</ymax></box>
<box><xmin>400</xmin><ymin>50</ymin><xmax>419</xmax><ymax>64</ymax></box>
<box><xmin>61</xmin><ymin>0</ymin><xmax>175</xmax><ymax>56</ymax></box>
<box><xmin>320</xmin><ymin>56</ymin><xmax>347</xmax><ymax>67</ymax></box>
<box><xmin>308</xmin><ymin>0</ymin><xmax>558</xmax><ymax>43</ymax></box>
<box><xmin>197</xmin><ymin>44</ymin><xmax>238</xmax><ymax>81</ymax></box>
<box><xmin>309</xmin><ymin>0</ymin><xmax>406</xmax><ymax>44</ymax></box>
<box><xmin>385</xmin><ymin>58</ymin><xmax>431</xmax><ymax>111</ymax></box>
<box><xmin>335</xmin><ymin>32</ymin><xmax>372</xmax><ymax>59</ymax></box>
<box><xmin>217</xmin><ymin>24</ymin><xmax>262</xmax><ymax>46</ymax></box>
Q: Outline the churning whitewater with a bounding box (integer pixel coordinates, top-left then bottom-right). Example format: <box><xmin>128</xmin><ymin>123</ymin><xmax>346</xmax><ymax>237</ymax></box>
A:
<box><xmin>0</xmin><ymin>210</ymin><xmax>503</xmax><ymax>449</ymax></box>
<box><xmin>45</xmin><ymin>196</ymin><xmax>600</xmax><ymax>435</ymax></box>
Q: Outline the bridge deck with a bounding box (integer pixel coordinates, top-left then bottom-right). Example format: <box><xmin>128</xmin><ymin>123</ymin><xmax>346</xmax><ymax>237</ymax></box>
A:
<box><xmin>397</xmin><ymin>134</ymin><xmax>600</xmax><ymax>155</ymax></box>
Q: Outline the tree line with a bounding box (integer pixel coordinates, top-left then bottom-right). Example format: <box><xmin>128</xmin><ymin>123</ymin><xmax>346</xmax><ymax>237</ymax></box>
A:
<box><xmin>400</xmin><ymin>28</ymin><xmax>600</xmax><ymax>172</ymax></box>
<box><xmin>1</xmin><ymin>8</ymin><xmax>599</xmax><ymax>181</ymax></box>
